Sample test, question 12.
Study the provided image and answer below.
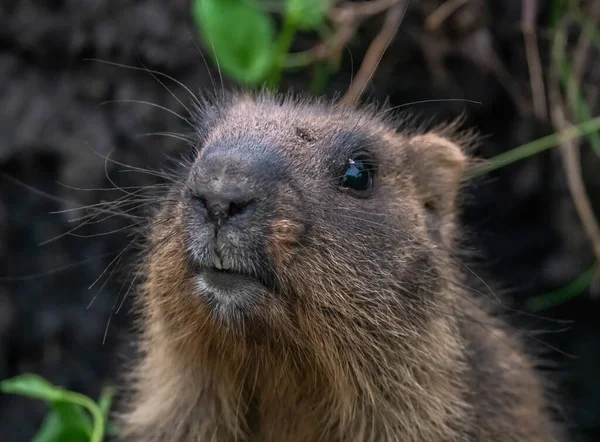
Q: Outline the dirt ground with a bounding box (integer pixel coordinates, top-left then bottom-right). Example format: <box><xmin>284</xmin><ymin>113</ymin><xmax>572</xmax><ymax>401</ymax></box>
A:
<box><xmin>0</xmin><ymin>1</ymin><xmax>599</xmax><ymax>441</ymax></box>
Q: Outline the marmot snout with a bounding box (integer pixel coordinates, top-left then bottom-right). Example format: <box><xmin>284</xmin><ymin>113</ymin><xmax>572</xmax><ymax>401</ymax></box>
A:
<box><xmin>119</xmin><ymin>92</ymin><xmax>564</xmax><ymax>442</ymax></box>
<box><xmin>181</xmin><ymin>135</ymin><xmax>301</xmax><ymax>327</ymax></box>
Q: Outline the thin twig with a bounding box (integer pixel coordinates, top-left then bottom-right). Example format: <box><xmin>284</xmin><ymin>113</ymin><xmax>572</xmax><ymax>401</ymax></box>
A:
<box><xmin>425</xmin><ymin>0</ymin><xmax>470</xmax><ymax>30</ymax></box>
<box><xmin>571</xmin><ymin>2</ymin><xmax>600</xmax><ymax>100</ymax></box>
<box><xmin>331</xmin><ymin>0</ymin><xmax>402</xmax><ymax>21</ymax></box>
<box><xmin>284</xmin><ymin>0</ymin><xmax>404</xmax><ymax>68</ymax></box>
<box><xmin>549</xmin><ymin>23</ymin><xmax>600</xmax><ymax>289</ymax></box>
<box><xmin>551</xmin><ymin>104</ymin><xmax>600</xmax><ymax>272</ymax></box>
<box><xmin>341</xmin><ymin>1</ymin><xmax>407</xmax><ymax>105</ymax></box>
<box><xmin>522</xmin><ymin>0</ymin><xmax>547</xmax><ymax>121</ymax></box>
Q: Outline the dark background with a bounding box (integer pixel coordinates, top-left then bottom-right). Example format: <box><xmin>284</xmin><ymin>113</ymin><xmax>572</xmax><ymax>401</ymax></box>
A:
<box><xmin>1</xmin><ymin>1</ymin><xmax>599</xmax><ymax>441</ymax></box>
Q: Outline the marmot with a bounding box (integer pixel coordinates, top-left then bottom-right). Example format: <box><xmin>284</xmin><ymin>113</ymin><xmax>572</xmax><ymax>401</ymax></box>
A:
<box><xmin>118</xmin><ymin>91</ymin><xmax>564</xmax><ymax>442</ymax></box>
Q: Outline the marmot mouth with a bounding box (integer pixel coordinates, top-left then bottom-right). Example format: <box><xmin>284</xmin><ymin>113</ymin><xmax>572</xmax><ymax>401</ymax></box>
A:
<box><xmin>211</xmin><ymin>253</ymin><xmax>232</xmax><ymax>271</ymax></box>
<box><xmin>200</xmin><ymin>266</ymin><xmax>263</xmax><ymax>287</ymax></box>
<box><xmin>194</xmin><ymin>262</ymin><xmax>275</xmax><ymax>295</ymax></box>
<box><xmin>188</xmin><ymin>249</ymin><xmax>279</xmax><ymax>298</ymax></box>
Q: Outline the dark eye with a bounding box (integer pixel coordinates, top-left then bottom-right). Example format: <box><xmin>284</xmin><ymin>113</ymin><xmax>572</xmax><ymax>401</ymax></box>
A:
<box><xmin>340</xmin><ymin>156</ymin><xmax>374</xmax><ymax>192</ymax></box>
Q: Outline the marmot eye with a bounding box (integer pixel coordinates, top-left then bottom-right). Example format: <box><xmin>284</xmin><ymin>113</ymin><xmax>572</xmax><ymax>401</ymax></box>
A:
<box><xmin>340</xmin><ymin>156</ymin><xmax>374</xmax><ymax>192</ymax></box>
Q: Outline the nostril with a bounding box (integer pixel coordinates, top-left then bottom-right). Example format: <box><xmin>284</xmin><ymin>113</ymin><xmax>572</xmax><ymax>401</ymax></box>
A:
<box><xmin>228</xmin><ymin>199</ymin><xmax>254</xmax><ymax>218</ymax></box>
<box><xmin>196</xmin><ymin>195</ymin><xmax>208</xmax><ymax>210</ymax></box>
<box><xmin>193</xmin><ymin>191</ymin><xmax>256</xmax><ymax>225</ymax></box>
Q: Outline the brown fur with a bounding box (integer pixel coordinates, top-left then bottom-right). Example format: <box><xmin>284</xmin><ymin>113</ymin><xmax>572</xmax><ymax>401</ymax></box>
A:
<box><xmin>117</xmin><ymin>92</ymin><xmax>563</xmax><ymax>441</ymax></box>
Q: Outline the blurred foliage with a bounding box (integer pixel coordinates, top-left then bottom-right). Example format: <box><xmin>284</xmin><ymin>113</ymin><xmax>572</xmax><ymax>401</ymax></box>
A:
<box><xmin>481</xmin><ymin>0</ymin><xmax>600</xmax><ymax>307</ymax></box>
<box><xmin>191</xmin><ymin>0</ymin><xmax>331</xmax><ymax>88</ymax></box>
<box><xmin>0</xmin><ymin>374</ymin><xmax>117</xmax><ymax>442</ymax></box>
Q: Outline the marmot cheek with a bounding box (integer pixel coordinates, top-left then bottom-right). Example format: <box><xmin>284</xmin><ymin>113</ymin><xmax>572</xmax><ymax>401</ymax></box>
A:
<box><xmin>269</xmin><ymin>218</ymin><xmax>305</xmax><ymax>266</ymax></box>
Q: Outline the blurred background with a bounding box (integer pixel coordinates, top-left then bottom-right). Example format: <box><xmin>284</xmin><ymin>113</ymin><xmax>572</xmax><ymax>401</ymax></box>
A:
<box><xmin>0</xmin><ymin>0</ymin><xmax>599</xmax><ymax>441</ymax></box>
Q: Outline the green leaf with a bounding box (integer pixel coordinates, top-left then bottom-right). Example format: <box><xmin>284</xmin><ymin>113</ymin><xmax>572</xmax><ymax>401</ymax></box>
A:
<box><xmin>51</xmin><ymin>401</ymin><xmax>94</xmax><ymax>436</ymax></box>
<box><xmin>286</xmin><ymin>0</ymin><xmax>328</xmax><ymax>30</ymax></box>
<box><xmin>1</xmin><ymin>374</ymin><xmax>107</xmax><ymax>442</ymax></box>
<box><xmin>33</xmin><ymin>406</ymin><xmax>91</xmax><ymax>442</ymax></box>
<box><xmin>192</xmin><ymin>0</ymin><xmax>277</xmax><ymax>85</ymax></box>
<box><xmin>32</xmin><ymin>412</ymin><xmax>69</xmax><ymax>442</ymax></box>
<box><xmin>1</xmin><ymin>374</ymin><xmax>65</xmax><ymax>402</ymax></box>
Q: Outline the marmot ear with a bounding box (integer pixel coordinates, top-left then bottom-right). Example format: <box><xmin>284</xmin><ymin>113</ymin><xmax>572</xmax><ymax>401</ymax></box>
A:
<box><xmin>409</xmin><ymin>133</ymin><xmax>468</xmax><ymax>227</ymax></box>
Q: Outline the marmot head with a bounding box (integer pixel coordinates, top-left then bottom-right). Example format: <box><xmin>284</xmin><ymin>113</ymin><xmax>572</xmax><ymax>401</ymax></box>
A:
<box><xmin>142</xmin><ymin>91</ymin><xmax>473</xmax><ymax>353</ymax></box>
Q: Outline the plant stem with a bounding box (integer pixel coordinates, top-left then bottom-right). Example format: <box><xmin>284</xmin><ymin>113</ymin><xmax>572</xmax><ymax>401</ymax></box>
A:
<box><xmin>310</xmin><ymin>61</ymin><xmax>332</xmax><ymax>95</ymax></box>
<box><xmin>284</xmin><ymin>49</ymin><xmax>315</xmax><ymax>69</ymax></box>
<box><xmin>467</xmin><ymin>115</ymin><xmax>600</xmax><ymax>177</ymax></box>
<box><xmin>527</xmin><ymin>262</ymin><xmax>598</xmax><ymax>311</ymax></box>
<box><xmin>265</xmin><ymin>14</ymin><xmax>298</xmax><ymax>89</ymax></box>
<box><xmin>63</xmin><ymin>391</ymin><xmax>105</xmax><ymax>442</ymax></box>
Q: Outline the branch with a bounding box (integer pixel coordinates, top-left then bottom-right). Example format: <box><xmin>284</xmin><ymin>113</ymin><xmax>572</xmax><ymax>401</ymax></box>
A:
<box><xmin>331</xmin><ymin>0</ymin><xmax>402</xmax><ymax>21</ymax></box>
<box><xmin>284</xmin><ymin>0</ymin><xmax>405</xmax><ymax>69</ymax></box>
<box><xmin>522</xmin><ymin>0</ymin><xmax>547</xmax><ymax>121</ymax></box>
<box><xmin>549</xmin><ymin>22</ymin><xmax>600</xmax><ymax>286</ymax></box>
<box><xmin>425</xmin><ymin>0</ymin><xmax>470</xmax><ymax>31</ymax></box>
<box><xmin>551</xmin><ymin>103</ymin><xmax>600</xmax><ymax>273</ymax></box>
<box><xmin>341</xmin><ymin>1</ymin><xmax>407</xmax><ymax>105</ymax></box>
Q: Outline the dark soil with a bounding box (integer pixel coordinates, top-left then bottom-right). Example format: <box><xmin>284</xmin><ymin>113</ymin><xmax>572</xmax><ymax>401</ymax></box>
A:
<box><xmin>0</xmin><ymin>1</ymin><xmax>599</xmax><ymax>441</ymax></box>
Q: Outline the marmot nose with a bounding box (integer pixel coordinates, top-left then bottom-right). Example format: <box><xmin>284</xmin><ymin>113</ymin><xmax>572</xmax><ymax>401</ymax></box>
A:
<box><xmin>197</xmin><ymin>190</ymin><xmax>255</xmax><ymax>226</ymax></box>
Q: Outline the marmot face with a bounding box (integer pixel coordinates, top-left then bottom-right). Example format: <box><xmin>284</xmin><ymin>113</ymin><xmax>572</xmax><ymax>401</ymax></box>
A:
<box><xmin>127</xmin><ymin>93</ymin><xmax>561</xmax><ymax>442</ymax></box>
<box><xmin>150</xmin><ymin>92</ymin><xmax>469</xmax><ymax>343</ymax></box>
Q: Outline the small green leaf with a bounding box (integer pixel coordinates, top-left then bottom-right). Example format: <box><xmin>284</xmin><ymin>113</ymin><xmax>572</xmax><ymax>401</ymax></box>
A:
<box><xmin>1</xmin><ymin>374</ymin><xmax>107</xmax><ymax>442</ymax></box>
<box><xmin>1</xmin><ymin>374</ymin><xmax>65</xmax><ymax>402</ymax></box>
<box><xmin>32</xmin><ymin>412</ymin><xmax>68</xmax><ymax>442</ymax></box>
<box><xmin>192</xmin><ymin>0</ymin><xmax>277</xmax><ymax>85</ymax></box>
<box><xmin>286</xmin><ymin>0</ymin><xmax>328</xmax><ymax>30</ymax></box>
<box><xmin>51</xmin><ymin>401</ymin><xmax>94</xmax><ymax>436</ymax></box>
<box><xmin>33</xmin><ymin>407</ymin><xmax>91</xmax><ymax>442</ymax></box>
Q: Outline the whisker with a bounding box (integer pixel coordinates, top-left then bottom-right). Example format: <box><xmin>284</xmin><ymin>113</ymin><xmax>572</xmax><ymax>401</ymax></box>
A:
<box><xmin>137</xmin><ymin>57</ymin><xmax>196</xmax><ymax>117</ymax></box>
<box><xmin>99</xmin><ymin>99</ymin><xmax>193</xmax><ymax>127</ymax></box>
<box><xmin>55</xmin><ymin>180</ymin><xmax>170</xmax><ymax>193</ymax></box>
<box><xmin>81</xmin><ymin>140</ymin><xmax>179</xmax><ymax>183</ymax></box>
<box><xmin>115</xmin><ymin>228</ymin><xmax>180</xmax><ymax>315</ymax></box>
<box><xmin>39</xmin><ymin>199</ymin><xmax>152</xmax><ymax>246</ymax></box>
<box><xmin>373</xmin><ymin>98</ymin><xmax>483</xmax><ymax>120</ymax></box>
<box><xmin>136</xmin><ymin>131</ymin><xmax>196</xmax><ymax>145</ymax></box>
<box><xmin>117</xmin><ymin>168</ymin><xmax>183</xmax><ymax>182</ymax></box>
<box><xmin>0</xmin><ymin>172</ymin><xmax>79</xmax><ymax>206</ymax></box>
<box><xmin>88</xmin><ymin>215</ymin><xmax>175</xmax><ymax>292</ymax></box>
<box><xmin>184</xmin><ymin>25</ymin><xmax>219</xmax><ymax>99</ymax></box>
<box><xmin>50</xmin><ymin>188</ymin><xmax>151</xmax><ymax>215</ymax></box>
<box><xmin>65</xmin><ymin>199</ymin><xmax>151</xmax><ymax>224</ymax></box>
<box><xmin>73</xmin><ymin>199</ymin><xmax>180</xmax><ymax>229</ymax></box>
<box><xmin>0</xmin><ymin>252</ymin><xmax>117</xmax><ymax>282</ymax></box>
<box><xmin>88</xmin><ymin>216</ymin><xmax>176</xmax><ymax>314</ymax></box>
<box><xmin>86</xmin><ymin>58</ymin><xmax>202</xmax><ymax>108</ymax></box>
<box><xmin>100</xmin><ymin>150</ymin><xmax>155</xmax><ymax>202</ymax></box>
<box><xmin>68</xmin><ymin>222</ymin><xmax>147</xmax><ymax>239</ymax></box>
